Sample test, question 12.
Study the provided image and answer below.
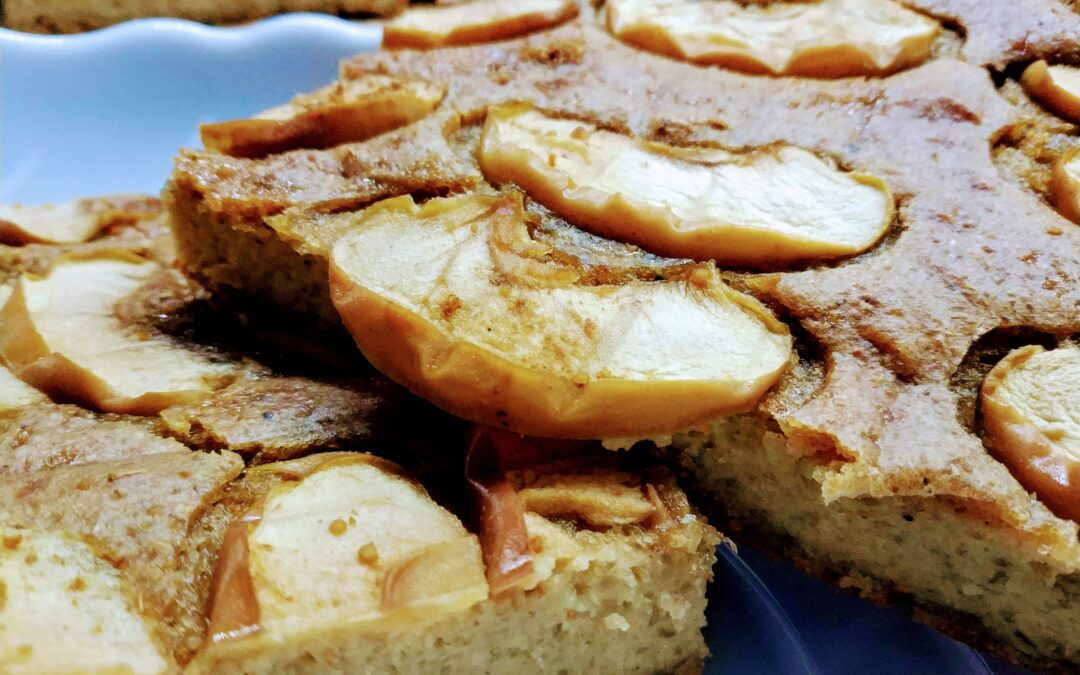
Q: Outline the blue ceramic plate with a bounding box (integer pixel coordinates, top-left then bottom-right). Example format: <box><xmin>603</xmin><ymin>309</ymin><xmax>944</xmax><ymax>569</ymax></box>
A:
<box><xmin>0</xmin><ymin>16</ymin><xmax>1027</xmax><ymax>674</ymax></box>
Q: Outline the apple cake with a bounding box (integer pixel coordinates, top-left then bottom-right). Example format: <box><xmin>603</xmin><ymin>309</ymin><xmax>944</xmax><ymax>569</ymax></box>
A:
<box><xmin>166</xmin><ymin>0</ymin><xmax>1080</xmax><ymax>669</ymax></box>
<box><xmin>0</xmin><ymin>198</ymin><xmax>718</xmax><ymax>672</ymax></box>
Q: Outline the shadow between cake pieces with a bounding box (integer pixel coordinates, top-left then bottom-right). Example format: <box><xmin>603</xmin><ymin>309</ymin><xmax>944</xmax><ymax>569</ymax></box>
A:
<box><xmin>164</xmin><ymin>0</ymin><xmax>1080</xmax><ymax>670</ymax></box>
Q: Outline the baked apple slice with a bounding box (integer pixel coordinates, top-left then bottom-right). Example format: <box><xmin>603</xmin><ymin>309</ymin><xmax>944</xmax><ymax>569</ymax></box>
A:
<box><xmin>606</xmin><ymin>0</ymin><xmax>939</xmax><ymax>77</ymax></box>
<box><xmin>480</xmin><ymin>105</ymin><xmax>893</xmax><ymax>267</ymax></box>
<box><xmin>1050</xmin><ymin>152</ymin><xmax>1080</xmax><ymax>224</ymax></box>
<box><xmin>0</xmin><ymin>252</ymin><xmax>236</xmax><ymax>414</ymax></box>
<box><xmin>465</xmin><ymin>427</ymin><xmax>548</xmax><ymax>596</ymax></box>
<box><xmin>1021</xmin><ymin>60</ymin><xmax>1080</xmax><ymax>122</ymax></box>
<box><xmin>383</xmin><ymin>0</ymin><xmax>578</xmax><ymax>49</ymax></box>
<box><xmin>329</xmin><ymin>191</ymin><xmax>792</xmax><ymax>439</ymax></box>
<box><xmin>200</xmin><ymin>74</ymin><xmax>446</xmax><ymax>158</ymax></box>
<box><xmin>194</xmin><ymin>454</ymin><xmax>488</xmax><ymax>666</ymax></box>
<box><xmin>466</xmin><ymin>425</ymin><xmax>697</xmax><ymax>596</ymax></box>
<box><xmin>0</xmin><ymin>523</ymin><xmax>169</xmax><ymax>674</ymax></box>
<box><xmin>0</xmin><ymin>195</ymin><xmax>159</xmax><ymax>246</ymax></box>
<box><xmin>981</xmin><ymin>344</ymin><xmax>1080</xmax><ymax>522</ymax></box>
<box><xmin>0</xmin><ymin>282</ymin><xmax>45</xmax><ymax>411</ymax></box>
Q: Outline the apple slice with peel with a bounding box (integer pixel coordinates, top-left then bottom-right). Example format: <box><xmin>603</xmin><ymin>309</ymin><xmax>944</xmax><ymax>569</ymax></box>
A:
<box><xmin>474</xmin><ymin>427</ymin><xmax>670</xmax><ymax>529</ymax></box>
<box><xmin>606</xmin><ymin>0</ymin><xmax>939</xmax><ymax>77</ymax></box>
<box><xmin>982</xmin><ymin>345</ymin><xmax>1080</xmax><ymax>522</ymax></box>
<box><xmin>0</xmin><ymin>523</ymin><xmax>170</xmax><ymax>674</ymax></box>
<box><xmin>515</xmin><ymin>467</ymin><xmax>657</xmax><ymax>527</ymax></box>
<box><xmin>0</xmin><ymin>252</ymin><xmax>236</xmax><ymax>415</ymax></box>
<box><xmin>465</xmin><ymin>427</ymin><xmax>538</xmax><ymax>596</ymax></box>
<box><xmin>195</xmin><ymin>454</ymin><xmax>488</xmax><ymax>665</ymax></box>
<box><xmin>0</xmin><ymin>195</ymin><xmax>160</xmax><ymax>246</ymax></box>
<box><xmin>200</xmin><ymin>74</ymin><xmax>446</xmax><ymax>158</ymax></box>
<box><xmin>0</xmin><ymin>282</ymin><xmax>46</xmax><ymax>411</ymax></box>
<box><xmin>480</xmin><ymin>105</ymin><xmax>893</xmax><ymax>267</ymax></box>
<box><xmin>330</xmin><ymin>191</ymin><xmax>792</xmax><ymax>439</ymax></box>
<box><xmin>383</xmin><ymin>0</ymin><xmax>578</xmax><ymax>49</ymax></box>
<box><xmin>1050</xmin><ymin>153</ymin><xmax>1080</xmax><ymax>224</ymax></box>
<box><xmin>464</xmin><ymin>426</ymin><xmax>695</xmax><ymax>595</ymax></box>
<box><xmin>1022</xmin><ymin>60</ymin><xmax>1080</xmax><ymax>122</ymax></box>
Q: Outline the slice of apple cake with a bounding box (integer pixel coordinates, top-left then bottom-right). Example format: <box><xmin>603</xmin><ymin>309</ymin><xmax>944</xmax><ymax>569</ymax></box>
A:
<box><xmin>0</xmin><ymin>195</ymin><xmax>718</xmax><ymax>673</ymax></box>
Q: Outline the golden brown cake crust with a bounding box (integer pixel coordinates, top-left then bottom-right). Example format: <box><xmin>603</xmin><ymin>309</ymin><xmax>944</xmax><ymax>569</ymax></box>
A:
<box><xmin>171</xmin><ymin>113</ymin><xmax>481</xmax><ymax>216</ymax></box>
<box><xmin>907</xmin><ymin>0</ymin><xmax>1080</xmax><ymax>68</ymax></box>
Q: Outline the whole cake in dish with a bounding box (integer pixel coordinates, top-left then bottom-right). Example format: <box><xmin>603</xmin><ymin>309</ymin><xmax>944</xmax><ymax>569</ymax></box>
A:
<box><xmin>0</xmin><ymin>198</ymin><xmax>718</xmax><ymax>672</ymax></box>
<box><xmin>167</xmin><ymin>0</ymin><xmax>1080</xmax><ymax>670</ymax></box>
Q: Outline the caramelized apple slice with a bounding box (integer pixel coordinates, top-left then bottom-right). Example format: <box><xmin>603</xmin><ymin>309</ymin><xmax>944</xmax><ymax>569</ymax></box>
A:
<box><xmin>0</xmin><ymin>195</ymin><xmax>160</xmax><ymax>246</ymax></box>
<box><xmin>198</xmin><ymin>455</ymin><xmax>487</xmax><ymax>664</ymax></box>
<box><xmin>465</xmin><ymin>427</ymin><xmax>630</xmax><ymax>593</ymax></box>
<box><xmin>206</xmin><ymin>512</ymin><xmax>263</xmax><ymax>645</ymax></box>
<box><xmin>330</xmin><ymin>191</ymin><xmax>792</xmax><ymax>438</ymax></box>
<box><xmin>1050</xmin><ymin>152</ymin><xmax>1080</xmax><ymax>224</ymax></box>
<box><xmin>249</xmin><ymin>456</ymin><xmax>487</xmax><ymax>628</ymax></box>
<box><xmin>606</xmin><ymin>0</ymin><xmax>938</xmax><ymax>77</ymax></box>
<box><xmin>481</xmin><ymin>429</ymin><xmax>665</xmax><ymax>529</ymax></box>
<box><xmin>464</xmin><ymin>426</ymin><xmax>695</xmax><ymax>595</ymax></box>
<box><xmin>0</xmin><ymin>282</ymin><xmax>45</xmax><ymax>410</ymax></box>
<box><xmin>1021</xmin><ymin>60</ymin><xmax>1080</xmax><ymax>122</ymax></box>
<box><xmin>982</xmin><ymin>345</ymin><xmax>1080</xmax><ymax>522</ymax></box>
<box><xmin>0</xmin><ymin>253</ymin><xmax>236</xmax><ymax>415</ymax></box>
<box><xmin>516</xmin><ymin>469</ymin><xmax>656</xmax><ymax>527</ymax></box>
<box><xmin>383</xmin><ymin>0</ymin><xmax>578</xmax><ymax>48</ymax></box>
<box><xmin>380</xmin><ymin>537</ymin><xmax>486</xmax><ymax>613</ymax></box>
<box><xmin>465</xmin><ymin>427</ymin><xmax>536</xmax><ymax>595</ymax></box>
<box><xmin>480</xmin><ymin>105</ymin><xmax>893</xmax><ymax>267</ymax></box>
<box><xmin>0</xmin><ymin>523</ymin><xmax>170</xmax><ymax>674</ymax></box>
<box><xmin>200</xmin><ymin>75</ymin><xmax>446</xmax><ymax>158</ymax></box>
<box><xmin>205</xmin><ymin>451</ymin><xmax>365</xmax><ymax>642</ymax></box>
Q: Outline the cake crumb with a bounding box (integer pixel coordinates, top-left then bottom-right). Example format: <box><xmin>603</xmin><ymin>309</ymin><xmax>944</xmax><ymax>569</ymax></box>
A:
<box><xmin>604</xmin><ymin>612</ymin><xmax>630</xmax><ymax>631</ymax></box>
<box><xmin>658</xmin><ymin>592</ymin><xmax>690</xmax><ymax>622</ymax></box>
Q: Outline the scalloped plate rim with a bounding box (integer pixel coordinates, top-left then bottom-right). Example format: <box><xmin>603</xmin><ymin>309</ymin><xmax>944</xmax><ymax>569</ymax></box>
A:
<box><xmin>0</xmin><ymin>12</ymin><xmax>384</xmax><ymax>47</ymax></box>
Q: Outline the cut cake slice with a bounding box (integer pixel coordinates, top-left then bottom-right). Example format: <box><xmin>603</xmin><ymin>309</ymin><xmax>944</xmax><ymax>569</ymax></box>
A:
<box><xmin>0</xmin><ymin>193</ymin><xmax>718</xmax><ymax>673</ymax></box>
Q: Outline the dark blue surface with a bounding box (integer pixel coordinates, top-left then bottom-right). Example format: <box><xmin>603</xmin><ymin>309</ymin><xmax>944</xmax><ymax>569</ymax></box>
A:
<box><xmin>711</xmin><ymin>544</ymin><xmax>1030</xmax><ymax>674</ymax></box>
<box><xmin>706</xmin><ymin>545</ymin><xmax>819</xmax><ymax>674</ymax></box>
<box><xmin>0</xmin><ymin>17</ymin><xmax>1037</xmax><ymax>674</ymax></box>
